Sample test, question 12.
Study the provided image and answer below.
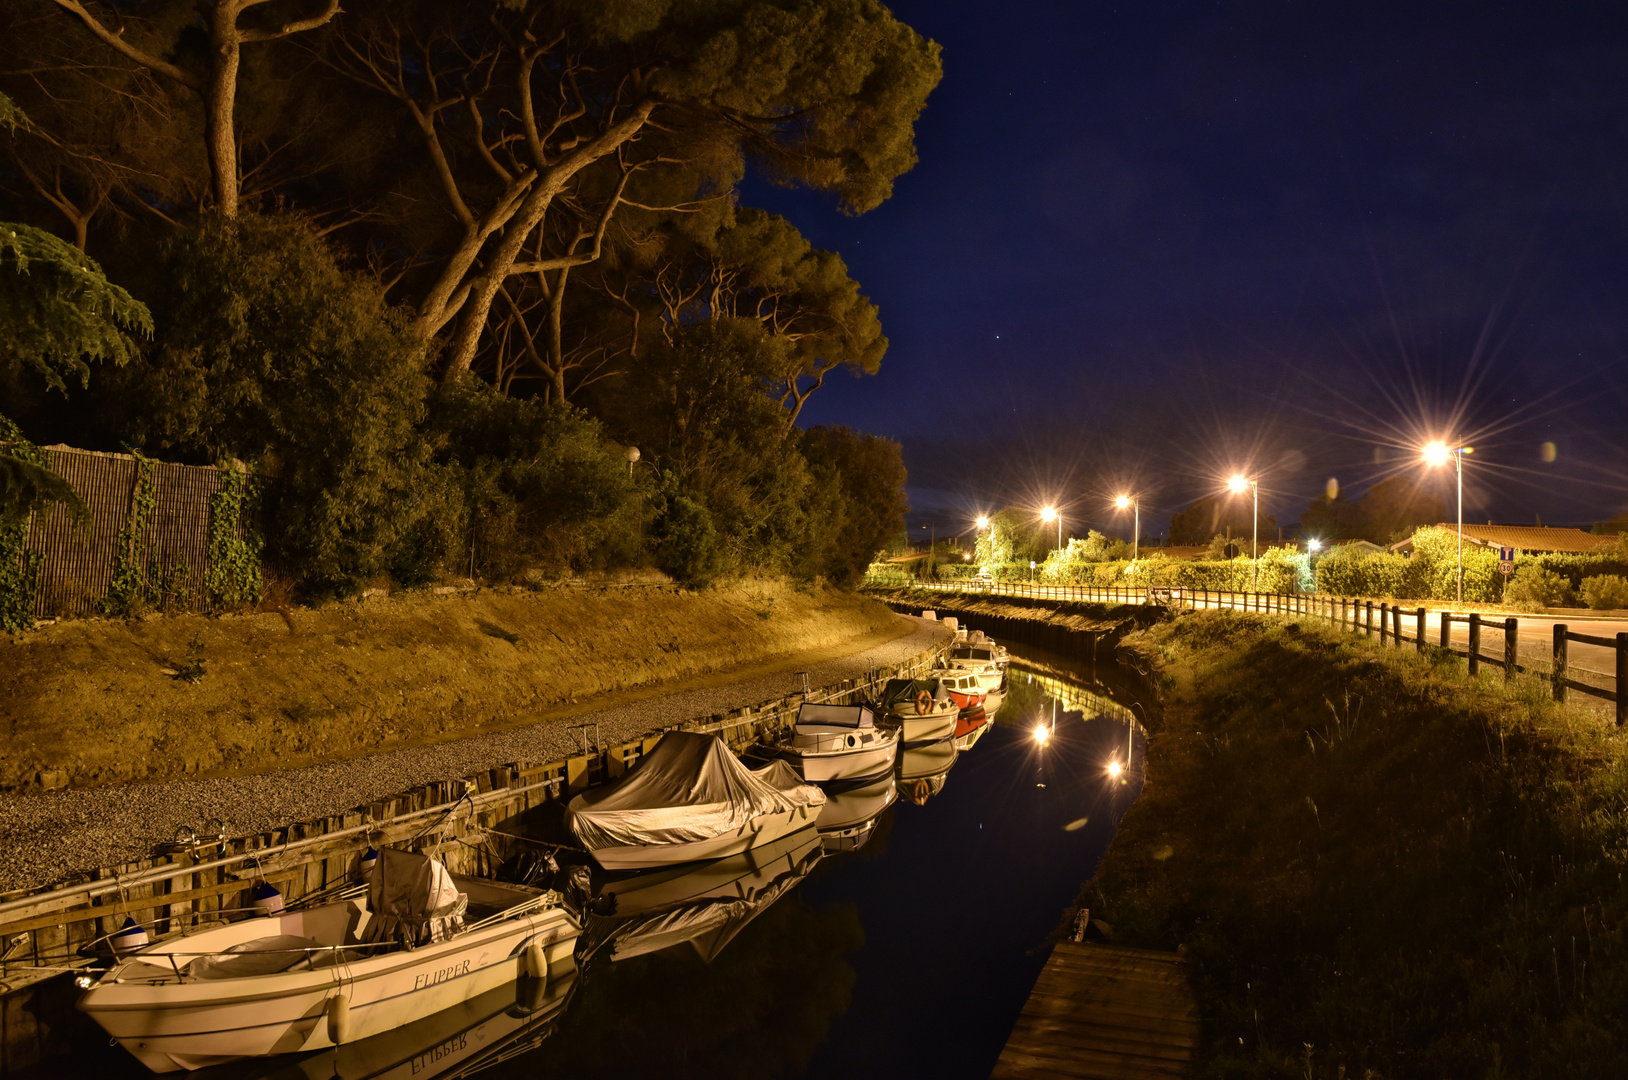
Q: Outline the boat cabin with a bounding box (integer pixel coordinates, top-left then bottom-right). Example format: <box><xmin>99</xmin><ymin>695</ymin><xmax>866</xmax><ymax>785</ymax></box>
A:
<box><xmin>795</xmin><ymin>703</ymin><xmax>878</xmax><ymax>732</ymax></box>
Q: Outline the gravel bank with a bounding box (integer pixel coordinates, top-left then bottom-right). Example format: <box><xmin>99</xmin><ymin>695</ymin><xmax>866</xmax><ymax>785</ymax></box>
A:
<box><xmin>0</xmin><ymin>618</ymin><xmax>949</xmax><ymax>894</ymax></box>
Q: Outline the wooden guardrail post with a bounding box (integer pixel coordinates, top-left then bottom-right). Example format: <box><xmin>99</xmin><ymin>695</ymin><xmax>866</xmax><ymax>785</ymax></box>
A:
<box><xmin>1416</xmin><ymin>608</ymin><xmax>1426</xmax><ymax>652</ymax></box>
<box><xmin>1379</xmin><ymin>602</ymin><xmax>1389</xmax><ymax>644</ymax></box>
<box><xmin>1553</xmin><ymin>624</ymin><xmax>1568</xmax><ymax>703</ymax></box>
<box><xmin>1364</xmin><ymin>601</ymin><xmax>1374</xmax><ymax>637</ymax></box>
<box><xmin>1467</xmin><ymin>613</ymin><xmax>1481</xmax><ymax>676</ymax></box>
<box><xmin>1439</xmin><ymin>613</ymin><xmax>1451</xmax><ymax>650</ymax></box>
<box><xmin>1503</xmin><ymin>617</ymin><xmax>1518</xmax><ymax>682</ymax></box>
<box><xmin>1617</xmin><ymin>633</ymin><xmax>1627</xmax><ymax>726</ymax></box>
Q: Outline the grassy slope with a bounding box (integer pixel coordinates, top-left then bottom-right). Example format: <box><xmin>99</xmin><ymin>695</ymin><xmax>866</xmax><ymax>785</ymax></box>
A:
<box><xmin>0</xmin><ymin>580</ymin><xmax>904</xmax><ymax>792</ymax></box>
<box><xmin>1085</xmin><ymin>609</ymin><xmax>1628</xmax><ymax>1079</ymax></box>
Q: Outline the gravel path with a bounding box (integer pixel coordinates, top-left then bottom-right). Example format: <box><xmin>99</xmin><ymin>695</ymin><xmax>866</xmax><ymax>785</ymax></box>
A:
<box><xmin>0</xmin><ymin>618</ymin><xmax>948</xmax><ymax>895</ymax></box>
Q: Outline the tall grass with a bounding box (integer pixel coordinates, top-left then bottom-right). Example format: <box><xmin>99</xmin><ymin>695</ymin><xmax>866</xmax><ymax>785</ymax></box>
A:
<box><xmin>1084</xmin><ymin>609</ymin><xmax>1628</xmax><ymax>1078</ymax></box>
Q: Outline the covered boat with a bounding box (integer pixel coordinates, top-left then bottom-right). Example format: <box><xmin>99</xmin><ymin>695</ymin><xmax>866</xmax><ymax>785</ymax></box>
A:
<box><xmin>565</xmin><ymin>731</ymin><xmax>825</xmax><ymax>870</ymax></box>
<box><xmin>78</xmin><ymin>849</ymin><xmax>578</xmax><ymax>1075</ymax></box>
<box><xmin>814</xmin><ymin>775</ymin><xmax>898</xmax><ymax>853</ymax></box>
<box><xmin>876</xmin><ymin>678</ymin><xmax>959</xmax><ymax>745</ymax></box>
<box><xmin>777</xmin><ymin>703</ymin><xmax>899</xmax><ymax>784</ymax></box>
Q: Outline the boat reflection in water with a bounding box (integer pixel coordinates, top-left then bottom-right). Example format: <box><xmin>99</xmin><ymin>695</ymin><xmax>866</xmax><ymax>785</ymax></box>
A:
<box><xmin>814</xmin><ymin>775</ymin><xmax>898</xmax><ymax>854</ymax></box>
<box><xmin>897</xmin><ymin>738</ymin><xmax>958</xmax><ymax>805</ymax></box>
<box><xmin>194</xmin><ymin>967</ymin><xmax>579</xmax><ymax>1080</ymax></box>
<box><xmin>952</xmin><ymin>707</ymin><xmax>990</xmax><ymax>751</ymax></box>
<box><xmin>582</xmin><ymin>825</ymin><xmax>824</xmax><ymax>965</ymax></box>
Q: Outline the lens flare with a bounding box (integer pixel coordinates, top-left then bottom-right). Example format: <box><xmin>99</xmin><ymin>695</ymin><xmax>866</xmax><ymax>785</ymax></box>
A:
<box><xmin>1422</xmin><ymin>440</ymin><xmax>1452</xmax><ymax>467</ymax></box>
<box><xmin>1227</xmin><ymin>474</ymin><xmax>1250</xmax><ymax>493</ymax></box>
<box><xmin>1032</xmin><ymin>723</ymin><xmax>1051</xmax><ymax>746</ymax></box>
<box><xmin>1106</xmin><ymin>758</ymin><xmax>1124</xmax><ymax>779</ymax></box>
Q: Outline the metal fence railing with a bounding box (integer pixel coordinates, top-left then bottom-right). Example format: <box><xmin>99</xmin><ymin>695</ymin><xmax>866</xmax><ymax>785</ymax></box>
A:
<box><xmin>892</xmin><ymin>581</ymin><xmax>1627</xmax><ymax>725</ymax></box>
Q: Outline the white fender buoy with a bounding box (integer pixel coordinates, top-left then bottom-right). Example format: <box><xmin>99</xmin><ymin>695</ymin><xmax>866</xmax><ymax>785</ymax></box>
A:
<box><xmin>524</xmin><ymin>941</ymin><xmax>548</xmax><ymax>985</ymax></box>
<box><xmin>111</xmin><ymin>917</ymin><xmax>149</xmax><ymax>955</ymax></box>
<box><xmin>326</xmin><ymin>993</ymin><xmax>352</xmax><ymax>1045</ymax></box>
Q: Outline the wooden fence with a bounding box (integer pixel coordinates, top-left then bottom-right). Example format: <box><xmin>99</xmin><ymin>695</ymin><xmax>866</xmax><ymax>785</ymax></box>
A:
<box><xmin>22</xmin><ymin>446</ymin><xmax>236</xmax><ymax>618</ymax></box>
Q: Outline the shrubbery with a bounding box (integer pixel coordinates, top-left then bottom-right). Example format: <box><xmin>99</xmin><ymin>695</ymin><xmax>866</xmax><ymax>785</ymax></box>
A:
<box><xmin>1581</xmin><ymin>574</ymin><xmax>1628</xmax><ymax>611</ymax></box>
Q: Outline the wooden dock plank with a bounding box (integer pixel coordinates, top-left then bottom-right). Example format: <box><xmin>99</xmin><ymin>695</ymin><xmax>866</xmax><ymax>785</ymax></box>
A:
<box><xmin>992</xmin><ymin>941</ymin><xmax>1197</xmax><ymax>1079</ymax></box>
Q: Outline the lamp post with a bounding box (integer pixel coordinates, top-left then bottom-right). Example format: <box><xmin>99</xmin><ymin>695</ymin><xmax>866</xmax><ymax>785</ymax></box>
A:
<box><xmin>1114</xmin><ymin>495</ymin><xmax>1140</xmax><ymax>562</ymax></box>
<box><xmin>1423</xmin><ymin>440</ymin><xmax>1468</xmax><ymax>604</ymax></box>
<box><xmin>1227</xmin><ymin>475</ymin><xmax>1258</xmax><ymax>590</ymax></box>
<box><xmin>1041</xmin><ymin>505</ymin><xmax>1062</xmax><ymax>551</ymax></box>
<box><xmin>625</xmin><ymin>445</ymin><xmax>640</xmax><ymax>479</ymax></box>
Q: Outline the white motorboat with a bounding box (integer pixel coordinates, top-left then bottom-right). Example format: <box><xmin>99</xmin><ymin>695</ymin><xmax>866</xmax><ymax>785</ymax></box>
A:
<box><xmin>876</xmin><ymin>678</ymin><xmax>959</xmax><ymax>746</ymax></box>
<box><xmin>565</xmin><ymin>731</ymin><xmax>825</xmax><ymax>871</ymax></box>
<box><xmin>945</xmin><ymin>637</ymin><xmax>1008</xmax><ymax>693</ymax></box>
<box><xmin>931</xmin><ymin>668</ymin><xmax>988</xmax><ymax>711</ymax></box>
<box><xmin>78</xmin><ymin>850</ymin><xmax>579</xmax><ymax>1075</ymax></box>
<box><xmin>776</xmin><ymin>703</ymin><xmax>900</xmax><ymax>784</ymax></box>
<box><xmin>814</xmin><ymin>775</ymin><xmax>897</xmax><ymax>853</ymax></box>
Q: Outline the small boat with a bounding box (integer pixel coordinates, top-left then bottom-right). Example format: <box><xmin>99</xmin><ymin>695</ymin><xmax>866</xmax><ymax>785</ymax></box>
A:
<box><xmin>953</xmin><ymin>708</ymin><xmax>990</xmax><ymax>751</ymax></box>
<box><xmin>898</xmin><ymin>740</ymin><xmax>958</xmax><ymax>804</ymax></box>
<box><xmin>931</xmin><ymin>668</ymin><xmax>988</xmax><ymax>711</ymax></box>
<box><xmin>814</xmin><ymin>775</ymin><xmax>897</xmax><ymax>853</ymax></box>
<box><xmin>565</xmin><ymin>731</ymin><xmax>825</xmax><ymax>871</ymax></box>
<box><xmin>78</xmin><ymin>849</ymin><xmax>579</xmax><ymax>1074</ymax></box>
<box><xmin>775</xmin><ymin>703</ymin><xmax>900</xmax><ymax>784</ymax></box>
<box><xmin>945</xmin><ymin>635</ymin><xmax>1009</xmax><ymax>693</ymax></box>
<box><xmin>876</xmin><ymin>678</ymin><xmax>959</xmax><ymax>745</ymax></box>
<box><xmin>582</xmin><ymin>826</ymin><xmax>822</xmax><ymax>964</ymax></box>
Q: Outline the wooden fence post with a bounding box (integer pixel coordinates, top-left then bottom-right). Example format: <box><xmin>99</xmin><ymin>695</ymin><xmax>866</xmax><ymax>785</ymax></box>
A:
<box><xmin>1503</xmin><ymin>617</ymin><xmax>1518</xmax><ymax>682</ymax></box>
<box><xmin>1467</xmin><ymin>613</ymin><xmax>1481</xmax><ymax>676</ymax></box>
<box><xmin>1379</xmin><ymin>602</ymin><xmax>1389</xmax><ymax>643</ymax></box>
<box><xmin>1553</xmin><ymin>624</ymin><xmax>1568</xmax><ymax>703</ymax></box>
<box><xmin>1439</xmin><ymin>614</ymin><xmax>1451</xmax><ymax>650</ymax></box>
<box><xmin>1617</xmin><ymin>632</ymin><xmax>1626</xmax><ymax>726</ymax></box>
<box><xmin>1365</xmin><ymin>601</ymin><xmax>1374</xmax><ymax>637</ymax></box>
<box><xmin>1416</xmin><ymin>608</ymin><xmax>1426</xmax><ymax>652</ymax></box>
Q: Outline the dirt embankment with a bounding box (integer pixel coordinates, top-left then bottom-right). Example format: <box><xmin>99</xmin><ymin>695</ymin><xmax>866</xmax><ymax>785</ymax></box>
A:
<box><xmin>1</xmin><ymin>580</ymin><xmax>905</xmax><ymax>792</ymax></box>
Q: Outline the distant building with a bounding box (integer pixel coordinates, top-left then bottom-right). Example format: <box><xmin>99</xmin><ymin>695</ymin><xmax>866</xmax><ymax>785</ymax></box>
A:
<box><xmin>1389</xmin><ymin>524</ymin><xmax>1618</xmax><ymax>556</ymax></box>
<box><xmin>1329</xmin><ymin>539</ymin><xmax>1386</xmax><ymax>556</ymax></box>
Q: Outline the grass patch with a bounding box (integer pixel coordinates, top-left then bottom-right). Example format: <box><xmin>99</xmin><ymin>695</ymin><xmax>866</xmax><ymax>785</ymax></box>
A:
<box><xmin>1085</xmin><ymin>609</ymin><xmax>1628</xmax><ymax>1078</ymax></box>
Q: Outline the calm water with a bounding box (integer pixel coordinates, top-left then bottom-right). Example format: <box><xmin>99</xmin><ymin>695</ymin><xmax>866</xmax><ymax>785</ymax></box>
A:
<box><xmin>49</xmin><ymin>654</ymin><xmax>1144</xmax><ymax>1080</ymax></box>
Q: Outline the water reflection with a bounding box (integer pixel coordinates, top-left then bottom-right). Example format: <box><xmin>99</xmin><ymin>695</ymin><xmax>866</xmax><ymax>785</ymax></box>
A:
<box><xmin>57</xmin><ymin>655</ymin><xmax>1141</xmax><ymax>1080</ymax></box>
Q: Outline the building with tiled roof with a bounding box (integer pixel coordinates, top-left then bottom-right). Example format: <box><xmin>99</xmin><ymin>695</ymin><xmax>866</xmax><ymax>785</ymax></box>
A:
<box><xmin>1390</xmin><ymin>524</ymin><xmax>1618</xmax><ymax>555</ymax></box>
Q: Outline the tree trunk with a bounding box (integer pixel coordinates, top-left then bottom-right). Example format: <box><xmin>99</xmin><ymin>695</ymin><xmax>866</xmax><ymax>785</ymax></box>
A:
<box><xmin>206</xmin><ymin>4</ymin><xmax>241</xmax><ymax>217</ymax></box>
<box><xmin>547</xmin><ymin>265</ymin><xmax>569</xmax><ymax>404</ymax></box>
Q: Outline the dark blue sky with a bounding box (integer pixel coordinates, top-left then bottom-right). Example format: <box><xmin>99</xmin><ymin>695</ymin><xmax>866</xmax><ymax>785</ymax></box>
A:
<box><xmin>753</xmin><ymin>1</ymin><xmax>1628</xmax><ymax>540</ymax></box>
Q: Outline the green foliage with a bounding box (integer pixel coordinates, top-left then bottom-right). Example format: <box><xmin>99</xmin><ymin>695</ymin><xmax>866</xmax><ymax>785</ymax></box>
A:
<box><xmin>0</xmin><ymin>221</ymin><xmax>152</xmax><ymax>394</ymax></box>
<box><xmin>1581</xmin><ymin>574</ymin><xmax>1628</xmax><ymax>611</ymax></box>
<box><xmin>1314</xmin><ymin>548</ymin><xmax>1413</xmax><ymax>599</ymax></box>
<box><xmin>797</xmin><ymin>424</ymin><xmax>907</xmax><ymax>587</ymax></box>
<box><xmin>654</xmin><ymin>491</ymin><xmax>722</xmax><ymax>585</ymax></box>
<box><xmin>205</xmin><ymin>464</ymin><xmax>263</xmax><ymax>611</ymax></box>
<box><xmin>102</xmin><ymin>456</ymin><xmax>156</xmax><ymax>618</ymax></box>
<box><xmin>428</xmin><ymin>384</ymin><xmax>644</xmax><ymax>582</ymax></box>
<box><xmin>1506</xmin><ymin>563</ymin><xmax>1574</xmax><ymax>609</ymax></box>
<box><xmin>0</xmin><ymin>445</ymin><xmax>84</xmax><ymax>529</ymax></box>
<box><xmin>1169</xmin><ymin>494</ymin><xmax>1277</xmax><ymax>546</ymax></box>
<box><xmin>133</xmin><ymin>214</ymin><xmax>430</xmax><ymax>596</ymax></box>
<box><xmin>0</xmin><ymin>412</ymin><xmax>49</xmax><ymax>631</ymax></box>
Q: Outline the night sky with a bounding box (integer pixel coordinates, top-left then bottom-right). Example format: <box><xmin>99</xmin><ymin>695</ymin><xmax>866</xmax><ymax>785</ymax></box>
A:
<box><xmin>751</xmin><ymin>1</ymin><xmax>1628</xmax><ymax>541</ymax></box>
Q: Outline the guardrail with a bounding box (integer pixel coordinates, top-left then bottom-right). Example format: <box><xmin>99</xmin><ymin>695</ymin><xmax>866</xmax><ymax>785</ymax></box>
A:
<box><xmin>890</xmin><ymin>582</ymin><xmax>1626</xmax><ymax>725</ymax></box>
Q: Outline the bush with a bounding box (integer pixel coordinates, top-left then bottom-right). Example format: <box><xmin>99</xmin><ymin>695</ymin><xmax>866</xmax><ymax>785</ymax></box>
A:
<box><xmin>655</xmin><ymin>492</ymin><xmax>722</xmax><ymax>585</ymax></box>
<box><xmin>1581</xmin><ymin>574</ymin><xmax>1628</xmax><ymax>611</ymax></box>
<box><xmin>1314</xmin><ymin>549</ymin><xmax>1411</xmax><ymax>598</ymax></box>
<box><xmin>1506</xmin><ymin>563</ymin><xmax>1574</xmax><ymax>609</ymax></box>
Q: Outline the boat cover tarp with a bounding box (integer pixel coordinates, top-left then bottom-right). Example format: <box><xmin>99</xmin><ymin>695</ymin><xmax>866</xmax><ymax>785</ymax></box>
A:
<box><xmin>795</xmin><ymin>703</ymin><xmax>875</xmax><ymax>732</ymax></box>
<box><xmin>364</xmin><ymin>848</ymin><xmax>467</xmax><ymax>949</ymax></box>
<box><xmin>878</xmin><ymin>678</ymin><xmax>950</xmax><ymax>713</ymax></box>
<box><xmin>566</xmin><ymin>731</ymin><xmax>824</xmax><ymax>852</ymax></box>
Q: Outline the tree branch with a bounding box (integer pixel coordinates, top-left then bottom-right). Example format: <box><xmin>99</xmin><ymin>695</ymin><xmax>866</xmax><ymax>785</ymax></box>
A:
<box><xmin>47</xmin><ymin>0</ymin><xmax>203</xmax><ymax>90</ymax></box>
<box><xmin>238</xmin><ymin>0</ymin><xmax>343</xmax><ymax>44</ymax></box>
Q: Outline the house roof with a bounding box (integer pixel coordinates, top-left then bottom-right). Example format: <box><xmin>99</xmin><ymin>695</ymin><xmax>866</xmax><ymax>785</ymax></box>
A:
<box><xmin>1391</xmin><ymin>524</ymin><xmax>1617</xmax><ymax>555</ymax></box>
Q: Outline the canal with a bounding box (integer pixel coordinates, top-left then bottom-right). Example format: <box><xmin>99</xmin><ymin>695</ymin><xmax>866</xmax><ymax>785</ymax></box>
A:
<box><xmin>40</xmin><ymin>651</ymin><xmax>1145</xmax><ymax>1080</ymax></box>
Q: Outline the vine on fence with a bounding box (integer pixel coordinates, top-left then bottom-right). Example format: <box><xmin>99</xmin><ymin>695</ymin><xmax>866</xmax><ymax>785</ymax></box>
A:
<box><xmin>0</xmin><ymin>415</ymin><xmax>45</xmax><ymax>632</ymax></box>
<box><xmin>206</xmin><ymin>463</ymin><xmax>262</xmax><ymax>611</ymax></box>
<box><xmin>102</xmin><ymin>455</ymin><xmax>157</xmax><ymax>617</ymax></box>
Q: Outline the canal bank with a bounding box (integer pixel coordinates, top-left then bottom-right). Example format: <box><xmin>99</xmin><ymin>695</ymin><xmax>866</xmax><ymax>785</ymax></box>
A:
<box><xmin>0</xmin><ymin>614</ymin><xmax>951</xmax><ymax>1075</ymax></box>
<box><xmin>1077</xmin><ymin>607</ymin><xmax>1628</xmax><ymax>1076</ymax></box>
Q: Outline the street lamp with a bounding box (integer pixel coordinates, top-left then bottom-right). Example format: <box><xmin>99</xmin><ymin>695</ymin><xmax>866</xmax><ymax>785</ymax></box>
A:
<box><xmin>1040</xmin><ymin>505</ymin><xmax>1061</xmax><ymax>551</ymax></box>
<box><xmin>1423</xmin><ymin>440</ymin><xmax>1470</xmax><ymax>603</ymax></box>
<box><xmin>1227</xmin><ymin>474</ymin><xmax>1258</xmax><ymax>590</ymax></box>
<box><xmin>1113</xmin><ymin>494</ymin><xmax>1139</xmax><ymax>562</ymax></box>
<box><xmin>625</xmin><ymin>445</ymin><xmax>640</xmax><ymax>479</ymax></box>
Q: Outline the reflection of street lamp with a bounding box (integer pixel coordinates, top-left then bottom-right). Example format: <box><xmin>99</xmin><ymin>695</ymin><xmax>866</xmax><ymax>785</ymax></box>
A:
<box><xmin>1423</xmin><ymin>440</ymin><xmax>1470</xmax><ymax>603</ymax></box>
<box><xmin>1114</xmin><ymin>494</ymin><xmax>1139</xmax><ymax>562</ymax></box>
<box><xmin>1040</xmin><ymin>505</ymin><xmax>1062</xmax><ymax>551</ymax></box>
<box><xmin>1227</xmin><ymin>475</ymin><xmax>1258</xmax><ymax>590</ymax></box>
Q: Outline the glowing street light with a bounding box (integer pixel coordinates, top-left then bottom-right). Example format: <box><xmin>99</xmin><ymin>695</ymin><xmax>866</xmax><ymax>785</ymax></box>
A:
<box><xmin>1306</xmin><ymin>538</ymin><xmax>1322</xmax><ymax>552</ymax></box>
<box><xmin>1113</xmin><ymin>494</ymin><xmax>1140</xmax><ymax>562</ymax></box>
<box><xmin>1040</xmin><ymin>505</ymin><xmax>1062</xmax><ymax>551</ymax></box>
<box><xmin>1423</xmin><ymin>440</ymin><xmax>1471</xmax><ymax>603</ymax></box>
<box><xmin>1226</xmin><ymin>474</ymin><xmax>1259</xmax><ymax>590</ymax></box>
<box><xmin>976</xmin><ymin>515</ymin><xmax>990</xmax><ymax>530</ymax></box>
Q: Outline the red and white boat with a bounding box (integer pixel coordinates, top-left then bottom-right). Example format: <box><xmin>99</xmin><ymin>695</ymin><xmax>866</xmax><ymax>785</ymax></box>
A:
<box><xmin>931</xmin><ymin>668</ymin><xmax>987</xmax><ymax>711</ymax></box>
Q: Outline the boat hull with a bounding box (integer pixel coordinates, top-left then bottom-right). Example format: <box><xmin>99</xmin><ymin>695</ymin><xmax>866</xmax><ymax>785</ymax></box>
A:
<box><xmin>584</xmin><ymin>803</ymin><xmax>821</xmax><ymax>871</ymax></box>
<box><xmin>887</xmin><ymin>712</ymin><xmax>956</xmax><ymax>746</ymax></box>
<box><xmin>79</xmin><ymin>907</ymin><xmax>578</xmax><ymax>1074</ymax></box>
<box><xmin>782</xmin><ymin>738</ymin><xmax>898</xmax><ymax>784</ymax></box>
